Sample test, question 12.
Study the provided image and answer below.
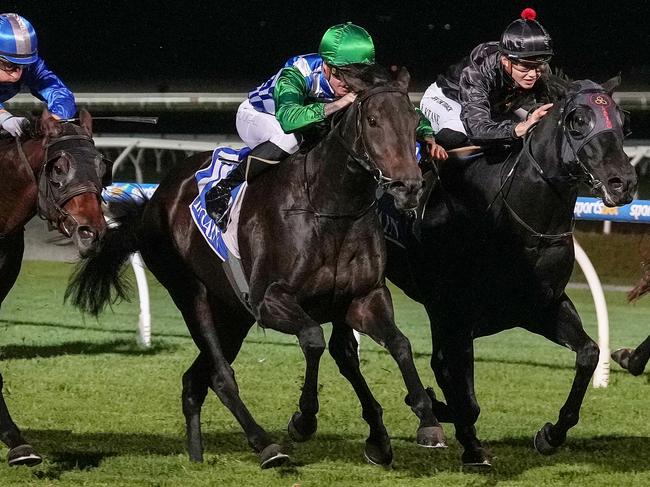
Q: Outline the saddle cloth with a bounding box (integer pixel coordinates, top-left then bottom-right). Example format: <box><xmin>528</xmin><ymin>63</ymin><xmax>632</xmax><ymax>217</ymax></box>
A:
<box><xmin>190</xmin><ymin>146</ymin><xmax>251</xmax><ymax>262</ymax></box>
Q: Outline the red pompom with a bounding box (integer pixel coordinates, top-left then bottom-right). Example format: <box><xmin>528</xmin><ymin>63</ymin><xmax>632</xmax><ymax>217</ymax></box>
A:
<box><xmin>521</xmin><ymin>8</ymin><xmax>537</xmax><ymax>20</ymax></box>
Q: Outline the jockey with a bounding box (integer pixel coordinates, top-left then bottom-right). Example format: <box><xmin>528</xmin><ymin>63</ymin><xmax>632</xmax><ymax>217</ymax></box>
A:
<box><xmin>420</xmin><ymin>8</ymin><xmax>555</xmax><ymax>149</ymax></box>
<box><xmin>205</xmin><ymin>22</ymin><xmax>442</xmax><ymax>228</ymax></box>
<box><xmin>0</xmin><ymin>13</ymin><xmax>76</xmax><ymax>137</ymax></box>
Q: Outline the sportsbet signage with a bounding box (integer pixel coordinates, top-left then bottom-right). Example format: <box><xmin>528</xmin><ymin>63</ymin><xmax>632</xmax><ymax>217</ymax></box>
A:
<box><xmin>574</xmin><ymin>197</ymin><xmax>650</xmax><ymax>223</ymax></box>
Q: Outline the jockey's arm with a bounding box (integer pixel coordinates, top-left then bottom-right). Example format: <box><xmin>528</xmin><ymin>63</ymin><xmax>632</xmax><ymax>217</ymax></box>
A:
<box><xmin>416</xmin><ymin>108</ymin><xmax>448</xmax><ymax>160</ymax></box>
<box><xmin>273</xmin><ymin>66</ymin><xmax>327</xmax><ymax>134</ymax></box>
<box><xmin>23</xmin><ymin>58</ymin><xmax>77</xmax><ymax>119</ymax></box>
<box><xmin>459</xmin><ymin>65</ymin><xmax>518</xmax><ymax>145</ymax></box>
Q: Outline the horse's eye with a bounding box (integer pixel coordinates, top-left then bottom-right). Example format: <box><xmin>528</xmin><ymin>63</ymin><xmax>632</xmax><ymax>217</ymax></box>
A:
<box><xmin>367</xmin><ymin>116</ymin><xmax>378</xmax><ymax>127</ymax></box>
<box><xmin>567</xmin><ymin>107</ymin><xmax>594</xmax><ymax>139</ymax></box>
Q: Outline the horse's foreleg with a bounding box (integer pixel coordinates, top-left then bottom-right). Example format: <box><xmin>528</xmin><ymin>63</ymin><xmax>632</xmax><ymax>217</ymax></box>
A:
<box><xmin>532</xmin><ymin>295</ymin><xmax>599</xmax><ymax>454</ymax></box>
<box><xmin>256</xmin><ymin>283</ymin><xmax>325</xmax><ymax>444</ymax></box>
<box><xmin>329</xmin><ymin>322</ymin><xmax>393</xmax><ymax>466</ymax></box>
<box><xmin>0</xmin><ymin>231</ymin><xmax>41</xmax><ymax>466</ymax></box>
<box><xmin>347</xmin><ymin>286</ymin><xmax>446</xmax><ymax>448</ymax></box>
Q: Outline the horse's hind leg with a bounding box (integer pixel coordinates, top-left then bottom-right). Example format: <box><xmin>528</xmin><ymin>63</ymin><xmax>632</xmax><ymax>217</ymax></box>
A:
<box><xmin>168</xmin><ymin>280</ymin><xmax>286</xmax><ymax>467</ymax></box>
<box><xmin>529</xmin><ymin>294</ymin><xmax>599</xmax><ymax>454</ymax></box>
<box><xmin>434</xmin><ymin>335</ymin><xmax>490</xmax><ymax>468</ymax></box>
<box><xmin>0</xmin><ymin>232</ymin><xmax>42</xmax><ymax>467</ymax></box>
<box><xmin>182</xmin><ymin>353</ymin><xmax>210</xmax><ymax>462</ymax></box>
<box><xmin>611</xmin><ymin>334</ymin><xmax>650</xmax><ymax>376</ymax></box>
<box><xmin>346</xmin><ymin>286</ymin><xmax>446</xmax><ymax>448</ymax></box>
<box><xmin>328</xmin><ymin>322</ymin><xmax>393</xmax><ymax>466</ymax></box>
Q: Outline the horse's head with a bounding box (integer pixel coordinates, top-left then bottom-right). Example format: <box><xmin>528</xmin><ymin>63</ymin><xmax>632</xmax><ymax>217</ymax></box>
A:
<box><xmin>35</xmin><ymin>109</ymin><xmax>109</xmax><ymax>256</ymax></box>
<box><xmin>339</xmin><ymin>66</ymin><xmax>424</xmax><ymax>211</ymax></box>
<box><xmin>542</xmin><ymin>76</ymin><xmax>636</xmax><ymax>206</ymax></box>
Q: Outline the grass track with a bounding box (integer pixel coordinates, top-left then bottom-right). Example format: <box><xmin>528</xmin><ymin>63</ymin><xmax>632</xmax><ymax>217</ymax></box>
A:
<box><xmin>0</xmin><ymin>261</ymin><xmax>649</xmax><ymax>486</ymax></box>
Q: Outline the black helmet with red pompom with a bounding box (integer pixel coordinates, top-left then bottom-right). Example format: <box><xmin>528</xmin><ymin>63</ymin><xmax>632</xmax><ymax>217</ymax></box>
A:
<box><xmin>499</xmin><ymin>8</ymin><xmax>553</xmax><ymax>62</ymax></box>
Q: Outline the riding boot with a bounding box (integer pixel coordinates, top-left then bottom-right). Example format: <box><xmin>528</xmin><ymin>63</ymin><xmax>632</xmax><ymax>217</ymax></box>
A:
<box><xmin>205</xmin><ymin>141</ymin><xmax>289</xmax><ymax>229</ymax></box>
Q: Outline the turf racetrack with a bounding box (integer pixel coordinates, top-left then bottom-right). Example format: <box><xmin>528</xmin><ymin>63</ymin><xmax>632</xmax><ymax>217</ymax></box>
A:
<box><xmin>1</xmin><ymin>261</ymin><xmax>649</xmax><ymax>486</ymax></box>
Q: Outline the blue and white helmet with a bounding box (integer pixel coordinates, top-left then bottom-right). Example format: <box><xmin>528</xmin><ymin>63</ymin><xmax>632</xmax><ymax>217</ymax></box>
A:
<box><xmin>0</xmin><ymin>13</ymin><xmax>38</xmax><ymax>65</ymax></box>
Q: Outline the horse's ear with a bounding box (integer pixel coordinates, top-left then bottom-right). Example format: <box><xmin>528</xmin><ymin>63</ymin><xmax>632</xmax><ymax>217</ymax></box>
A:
<box><xmin>601</xmin><ymin>74</ymin><xmax>622</xmax><ymax>95</ymax></box>
<box><xmin>38</xmin><ymin>109</ymin><xmax>61</xmax><ymax>143</ymax></box>
<box><xmin>79</xmin><ymin>109</ymin><xmax>93</xmax><ymax>137</ymax></box>
<box><xmin>395</xmin><ymin>66</ymin><xmax>410</xmax><ymax>92</ymax></box>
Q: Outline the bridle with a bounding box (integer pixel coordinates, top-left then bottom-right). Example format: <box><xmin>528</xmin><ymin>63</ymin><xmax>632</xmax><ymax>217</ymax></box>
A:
<box><xmin>288</xmin><ymin>84</ymin><xmax>412</xmax><ymax>220</ymax></box>
<box><xmin>332</xmin><ymin>85</ymin><xmax>409</xmax><ymax>192</ymax></box>
<box><xmin>491</xmin><ymin>82</ymin><xmax>628</xmax><ymax>239</ymax></box>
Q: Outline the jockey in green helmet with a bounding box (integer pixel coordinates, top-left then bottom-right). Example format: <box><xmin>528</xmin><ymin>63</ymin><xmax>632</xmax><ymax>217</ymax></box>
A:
<box><xmin>205</xmin><ymin>23</ymin><xmax>438</xmax><ymax>228</ymax></box>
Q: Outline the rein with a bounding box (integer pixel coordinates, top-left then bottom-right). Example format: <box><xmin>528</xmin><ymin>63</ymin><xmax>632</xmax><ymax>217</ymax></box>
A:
<box><xmin>286</xmin><ymin>85</ymin><xmax>409</xmax><ymax>220</ymax></box>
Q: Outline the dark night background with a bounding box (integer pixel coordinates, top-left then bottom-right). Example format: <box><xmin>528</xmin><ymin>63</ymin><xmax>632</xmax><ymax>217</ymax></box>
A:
<box><xmin>4</xmin><ymin>1</ymin><xmax>650</xmax><ymax>135</ymax></box>
<box><xmin>7</xmin><ymin>1</ymin><xmax>650</xmax><ymax>91</ymax></box>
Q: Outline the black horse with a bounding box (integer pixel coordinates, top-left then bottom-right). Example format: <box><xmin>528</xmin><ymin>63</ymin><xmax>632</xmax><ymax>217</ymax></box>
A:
<box><xmin>384</xmin><ymin>77</ymin><xmax>637</xmax><ymax>467</ymax></box>
<box><xmin>67</xmin><ymin>67</ymin><xmax>447</xmax><ymax>468</ymax></box>
<box><xmin>0</xmin><ymin>109</ymin><xmax>109</xmax><ymax>466</ymax></box>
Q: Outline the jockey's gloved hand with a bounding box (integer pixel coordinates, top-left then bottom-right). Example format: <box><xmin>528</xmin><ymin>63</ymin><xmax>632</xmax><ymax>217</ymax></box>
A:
<box><xmin>0</xmin><ymin>113</ymin><xmax>30</xmax><ymax>137</ymax></box>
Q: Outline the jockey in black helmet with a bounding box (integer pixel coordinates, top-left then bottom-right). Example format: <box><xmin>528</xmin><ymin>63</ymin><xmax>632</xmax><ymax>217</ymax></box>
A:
<box><xmin>420</xmin><ymin>8</ymin><xmax>555</xmax><ymax>149</ymax></box>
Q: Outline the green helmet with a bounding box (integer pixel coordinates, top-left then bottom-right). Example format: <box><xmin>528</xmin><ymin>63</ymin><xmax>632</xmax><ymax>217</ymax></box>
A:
<box><xmin>318</xmin><ymin>22</ymin><xmax>375</xmax><ymax>67</ymax></box>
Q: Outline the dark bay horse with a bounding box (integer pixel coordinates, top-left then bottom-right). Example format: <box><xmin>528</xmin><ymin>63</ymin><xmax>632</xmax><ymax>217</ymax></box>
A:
<box><xmin>67</xmin><ymin>67</ymin><xmax>446</xmax><ymax>468</ymax></box>
<box><xmin>385</xmin><ymin>77</ymin><xmax>637</xmax><ymax>468</ymax></box>
<box><xmin>0</xmin><ymin>109</ymin><xmax>109</xmax><ymax>466</ymax></box>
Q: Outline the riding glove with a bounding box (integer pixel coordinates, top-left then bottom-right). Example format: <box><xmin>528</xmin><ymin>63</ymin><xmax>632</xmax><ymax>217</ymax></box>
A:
<box><xmin>0</xmin><ymin>113</ymin><xmax>30</xmax><ymax>137</ymax></box>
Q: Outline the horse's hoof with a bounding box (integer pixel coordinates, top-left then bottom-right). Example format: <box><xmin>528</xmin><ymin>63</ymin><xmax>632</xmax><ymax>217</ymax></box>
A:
<box><xmin>364</xmin><ymin>440</ymin><xmax>393</xmax><ymax>467</ymax></box>
<box><xmin>287</xmin><ymin>411</ymin><xmax>316</xmax><ymax>442</ymax></box>
<box><xmin>7</xmin><ymin>444</ymin><xmax>43</xmax><ymax>467</ymax></box>
<box><xmin>611</xmin><ymin>348</ymin><xmax>633</xmax><ymax>370</ymax></box>
<box><xmin>416</xmin><ymin>425</ymin><xmax>447</xmax><ymax>448</ymax></box>
<box><xmin>534</xmin><ymin>422</ymin><xmax>558</xmax><ymax>455</ymax></box>
<box><xmin>259</xmin><ymin>444</ymin><xmax>290</xmax><ymax>469</ymax></box>
<box><xmin>462</xmin><ymin>449</ymin><xmax>492</xmax><ymax>471</ymax></box>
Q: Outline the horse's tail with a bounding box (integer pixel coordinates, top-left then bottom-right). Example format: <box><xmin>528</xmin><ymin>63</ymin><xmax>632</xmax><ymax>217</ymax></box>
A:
<box><xmin>65</xmin><ymin>193</ymin><xmax>148</xmax><ymax>316</ymax></box>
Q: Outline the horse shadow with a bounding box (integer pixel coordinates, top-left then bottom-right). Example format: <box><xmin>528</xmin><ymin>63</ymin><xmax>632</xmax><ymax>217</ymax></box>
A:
<box><xmin>0</xmin><ymin>339</ymin><xmax>176</xmax><ymax>360</ymax></box>
<box><xmin>14</xmin><ymin>428</ymin><xmax>650</xmax><ymax>479</ymax></box>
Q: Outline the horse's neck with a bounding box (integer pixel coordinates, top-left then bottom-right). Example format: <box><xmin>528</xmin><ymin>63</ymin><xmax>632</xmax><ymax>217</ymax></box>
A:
<box><xmin>504</xmin><ymin>129</ymin><xmax>577</xmax><ymax>233</ymax></box>
<box><xmin>0</xmin><ymin>138</ymin><xmax>43</xmax><ymax>234</ymax></box>
<box><xmin>302</xmin><ymin>125</ymin><xmax>376</xmax><ymax>215</ymax></box>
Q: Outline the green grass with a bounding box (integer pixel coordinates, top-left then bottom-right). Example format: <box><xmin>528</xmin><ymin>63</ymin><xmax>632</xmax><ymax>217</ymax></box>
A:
<box><xmin>0</xmin><ymin>261</ymin><xmax>649</xmax><ymax>486</ymax></box>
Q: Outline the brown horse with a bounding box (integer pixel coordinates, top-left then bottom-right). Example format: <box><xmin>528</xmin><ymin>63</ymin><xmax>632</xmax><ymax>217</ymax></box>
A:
<box><xmin>67</xmin><ymin>66</ymin><xmax>446</xmax><ymax>468</ymax></box>
<box><xmin>0</xmin><ymin>109</ymin><xmax>108</xmax><ymax>466</ymax></box>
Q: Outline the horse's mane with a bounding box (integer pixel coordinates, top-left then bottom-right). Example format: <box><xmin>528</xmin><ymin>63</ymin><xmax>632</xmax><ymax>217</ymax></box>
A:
<box><xmin>337</xmin><ymin>63</ymin><xmax>394</xmax><ymax>92</ymax></box>
<box><xmin>545</xmin><ymin>69</ymin><xmax>572</xmax><ymax>103</ymax></box>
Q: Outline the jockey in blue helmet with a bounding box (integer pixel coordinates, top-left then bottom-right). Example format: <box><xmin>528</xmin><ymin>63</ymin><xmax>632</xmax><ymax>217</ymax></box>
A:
<box><xmin>0</xmin><ymin>13</ymin><xmax>77</xmax><ymax>137</ymax></box>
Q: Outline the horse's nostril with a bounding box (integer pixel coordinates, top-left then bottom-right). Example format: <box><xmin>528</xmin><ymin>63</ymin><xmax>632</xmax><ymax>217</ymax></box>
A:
<box><xmin>608</xmin><ymin>177</ymin><xmax>624</xmax><ymax>192</ymax></box>
<box><xmin>77</xmin><ymin>226</ymin><xmax>96</xmax><ymax>241</ymax></box>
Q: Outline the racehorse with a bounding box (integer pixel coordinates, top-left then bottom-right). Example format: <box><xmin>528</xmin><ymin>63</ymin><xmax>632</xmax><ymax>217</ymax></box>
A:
<box><xmin>0</xmin><ymin>109</ymin><xmax>109</xmax><ymax>466</ymax></box>
<box><xmin>384</xmin><ymin>76</ymin><xmax>637</xmax><ymax>468</ymax></box>
<box><xmin>66</xmin><ymin>66</ymin><xmax>447</xmax><ymax>468</ymax></box>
